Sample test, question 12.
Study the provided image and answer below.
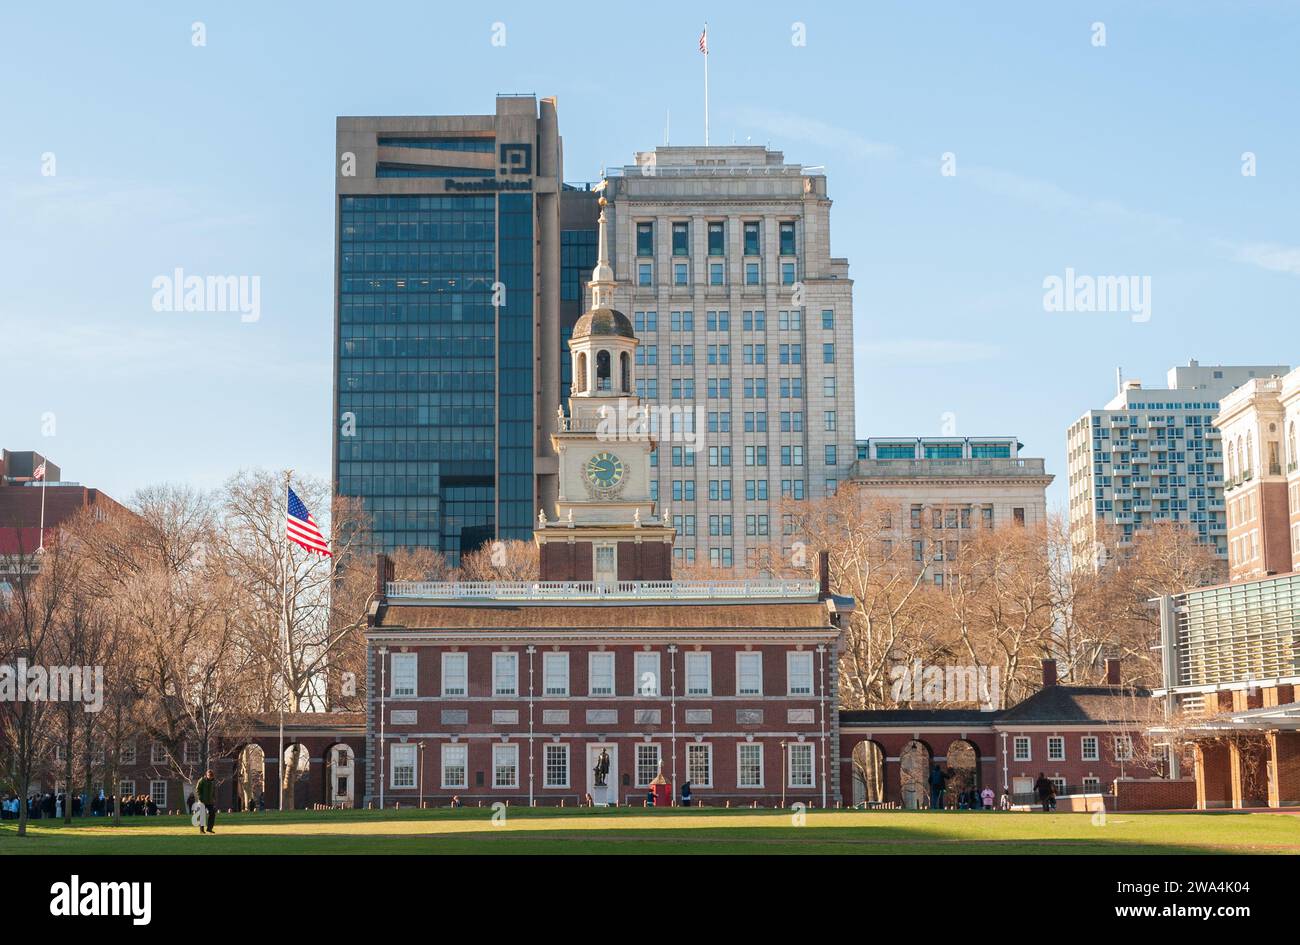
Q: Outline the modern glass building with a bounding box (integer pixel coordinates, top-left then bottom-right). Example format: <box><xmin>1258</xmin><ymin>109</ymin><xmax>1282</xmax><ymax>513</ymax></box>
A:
<box><xmin>334</xmin><ymin>96</ymin><xmax>578</xmax><ymax>562</ymax></box>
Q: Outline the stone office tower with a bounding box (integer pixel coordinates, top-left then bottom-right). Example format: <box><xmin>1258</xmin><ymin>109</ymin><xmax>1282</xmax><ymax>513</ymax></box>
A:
<box><xmin>602</xmin><ymin>146</ymin><xmax>857</xmax><ymax>571</ymax></box>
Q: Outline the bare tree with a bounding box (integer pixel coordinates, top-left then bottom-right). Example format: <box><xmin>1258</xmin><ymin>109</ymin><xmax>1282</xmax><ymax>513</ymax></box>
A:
<box><xmin>458</xmin><ymin>539</ymin><xmax>539</xmax><ymax>582</ymax></box>
<box><xmin>0</xmin><ymin>526</ymin><xmax>77</xmax><ymax>836</ymax></box>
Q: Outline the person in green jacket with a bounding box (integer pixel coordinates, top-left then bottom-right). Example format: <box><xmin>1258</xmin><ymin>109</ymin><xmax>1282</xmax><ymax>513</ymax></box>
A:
<box><xmin>195</xmin><ymin>769</ymin><xmax>217</xmax><ymax>834</ymax></box>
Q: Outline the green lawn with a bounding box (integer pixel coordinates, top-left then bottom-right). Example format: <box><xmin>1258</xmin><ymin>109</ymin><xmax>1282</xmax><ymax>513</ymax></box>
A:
<box><xmin>2</xmin><ymin>806</ymin><xmax>1298</xmax><ymax>854</ymax></box>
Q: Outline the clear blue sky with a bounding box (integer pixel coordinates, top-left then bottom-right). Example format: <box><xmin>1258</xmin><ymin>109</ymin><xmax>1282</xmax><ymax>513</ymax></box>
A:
<box><xmin>3</xmin><ymin>1</ymin><xmax>1298</xmax><ymax>513</ymax></box>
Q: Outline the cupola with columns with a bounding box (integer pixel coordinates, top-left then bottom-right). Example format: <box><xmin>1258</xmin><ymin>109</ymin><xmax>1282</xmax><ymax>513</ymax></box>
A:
<box><xmin>536</xmin><ymin>195</ymin><xmax>675</xmax><ymax>582</ymax></box>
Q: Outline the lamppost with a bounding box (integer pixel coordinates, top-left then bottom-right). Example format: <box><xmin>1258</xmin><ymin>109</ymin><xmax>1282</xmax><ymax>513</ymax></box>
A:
<box><xmin>418</xmin><ymin>741</ymin><xmax>426</xmax><ymax>809</ymax></box>
<box><xmin>780</xmin><ymin>740</ymin><xmax>787</xmax><ymax>808</ymax></box>
<box><xmin>378</xmin><ymin>646</ymin><xmax>387</xmax><ymax>810</ymax></box>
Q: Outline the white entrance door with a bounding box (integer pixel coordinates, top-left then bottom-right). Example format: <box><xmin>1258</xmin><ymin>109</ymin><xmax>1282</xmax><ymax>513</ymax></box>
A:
<box><xmin>587</xmin><ymin>744</ymin><xmax>618</xmax><ymax>806</ymax></box>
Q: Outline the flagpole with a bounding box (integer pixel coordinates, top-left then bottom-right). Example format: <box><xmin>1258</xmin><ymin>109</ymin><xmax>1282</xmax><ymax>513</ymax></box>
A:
<box><xmin>279</xmin><ymin>468</ymin><xmax>292</xmax><ymax>811</ymax></box>
<box><xmin>703</xmin><ymin>23</ymin><xmax>710</xmax><ymax>146</ymax></box>
<box><xmin>37</xmin><ymin>461</ymin><xmax>46</xmax><ymax>552</ymax></box>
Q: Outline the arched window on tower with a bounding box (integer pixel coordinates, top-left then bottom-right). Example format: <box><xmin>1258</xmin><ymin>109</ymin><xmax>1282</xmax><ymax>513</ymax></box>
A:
<box><xmin>575</xmin><ymin>352</ymin><xmax>587</xmax><ymax>393</ymax></box>
<box><xmin>596</xmin><ymin>350</ymin><xmax>611</xmax><ymax>392</ymax></box>
<box><xmin>620</xmin><ymin>351</ymin><xmax>631</xmax><ymax>393</ymax></box>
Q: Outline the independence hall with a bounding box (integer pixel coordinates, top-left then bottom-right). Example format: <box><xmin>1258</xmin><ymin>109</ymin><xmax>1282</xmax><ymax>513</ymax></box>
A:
<box><xmin>362</xmin><ymin>206</ymin><xmax>852</xmax><ymax>807</ymax></box>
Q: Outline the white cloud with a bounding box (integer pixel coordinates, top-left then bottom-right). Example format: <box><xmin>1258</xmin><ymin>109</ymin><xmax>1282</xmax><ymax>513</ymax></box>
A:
<box><xmin>729</xmin><ymin>106</ymin><xmax>902</xmax><ymax>161</ymax></box>
<box><xmin>1233</xmin><ymin>242</ymin><xmax>1300</xmax><ymax>276</ymax></box>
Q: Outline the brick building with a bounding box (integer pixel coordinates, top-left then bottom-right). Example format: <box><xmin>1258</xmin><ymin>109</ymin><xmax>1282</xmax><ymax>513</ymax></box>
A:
<box><xmin>0</xmin><ymin>449</ymin><xmax>125</xmax><ymax>562</ymax></box>
<box><xmin>363</xmin><ymin>205</ymin><xmax>853</xmax><ymax>808</ymax></box>
<box><xmin>840</xmin><ymin>658</ymin><xmax>1160</xmax><ymax>808</ymax></box>
<box><xmin>22</xmin><ymin>713</ymin><xmax>366</xmax><ymax>815</ymax></box>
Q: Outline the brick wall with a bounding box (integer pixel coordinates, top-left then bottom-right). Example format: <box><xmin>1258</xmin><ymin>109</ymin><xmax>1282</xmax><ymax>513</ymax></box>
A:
<box><xmin>1113</xmin><ymin>777</ymin><xmax>1196</xmax><ymax>811</ymax></box>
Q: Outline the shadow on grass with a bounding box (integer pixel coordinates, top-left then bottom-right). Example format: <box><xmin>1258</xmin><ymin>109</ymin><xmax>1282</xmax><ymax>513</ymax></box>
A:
<box><xmin>3</xmin><ymin>808</ymin><xmax>1297</xmax><ymax>855</ymax></box>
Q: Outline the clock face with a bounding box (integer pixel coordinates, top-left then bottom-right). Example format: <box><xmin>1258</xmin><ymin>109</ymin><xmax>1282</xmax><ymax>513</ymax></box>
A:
<box><xmin>585</xmin><ymin>451</ymin><xmax>625</xmax><ymax>490</ymax></box>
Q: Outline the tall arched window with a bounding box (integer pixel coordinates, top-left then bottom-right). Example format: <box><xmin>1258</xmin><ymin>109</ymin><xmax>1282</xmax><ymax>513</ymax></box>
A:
<box><xmin>575</xmin><ymin>352</ymin><xmax>587</xmax><ymax>392</ymax></box>
<box><xmin>620</xmin><ymin>351</ymin><xmax>631</xmax><ymax>393</ymax></box>
<box><xmin>1289</xmin><ymin>421</ymin><xmax>1296</xmax><ymax>470</ymax></box>
<box><xmin>1246</xmin><ymin>431</ymin><xmax>1254</xmax><ymax>477</ymax></box>
<box><xmin>596</xmin><ymin>350</ymin><xmax>611</xmax><ymax>391</ymax></box>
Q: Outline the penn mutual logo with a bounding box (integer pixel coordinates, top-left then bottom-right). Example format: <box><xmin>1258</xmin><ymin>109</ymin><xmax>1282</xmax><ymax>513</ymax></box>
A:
<box><xmin>151</xmin><ymin>268</ymin><xmax>261</xmax><ymax>323</ymax></box>
<box><xmin>49</xmin><ymin>875</ymin><xmax>151</xmax><ymax>926</ymax></box>
<box><xmin>1042</xmin><ymin>267</ymin><xmax>1151</xmax><ymax>323</ymax></box>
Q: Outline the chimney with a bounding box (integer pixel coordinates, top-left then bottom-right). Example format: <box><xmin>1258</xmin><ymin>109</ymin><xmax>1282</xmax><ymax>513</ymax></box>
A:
<box><xmin>817</xmin><ymin>550</ymin><xmax>831</xmax><ymax>599</ymax></box>
<box><xmin>375</xmin><ymin>552</ymin><xmax>394</xmax><ymax>602</ymax></box>
<box><xmin>1105</xmin><ymin>657</ymin><xmax>1121</xmax><ymax>686</ymax></box>
<box><xmin>1041</xmin><ymin>658</ymin><xmax>1057</xmax><ymax>688</ymax></box>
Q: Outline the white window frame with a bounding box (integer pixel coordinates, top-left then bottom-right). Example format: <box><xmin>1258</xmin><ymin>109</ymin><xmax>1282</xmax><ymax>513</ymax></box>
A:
<box><xmin>492</xmin><ymin>743</ymin><xmax>519</xmax><ymax>789</ymax></box>
<box><xmin>737</xmin><ymin>742</ymin><xmax>765</xmax><ymax>789</ymax></box>
<box><xmin>686</xmin><ymin>742</ymin><xmax>713</xmax><ymax>787</ymax></box>
<box><xmin>390</xmin><ymin>743</ymin><xmax>417</xmax><ymax>789</ymax></box>
<box><xmin>684</xmin><ymin>651</ymin><xmax>712</xmax><ymax>697</ymax></box>
<box><xmin>1013</xmin><ymin>736</ymin><xmax>1032</xmax><ymax>762</ymax></box>
<box><xmin>441</xmin><ymin>743</ymin><xmax>468</xmax><ymax>789</ymax></box>
<box><xmin>634</xmin><ymin>651</ymin><xmax>660</xmax><ymax>696</ymax></box>
<box><xmin>1082</xmin><ymin>776</ymin><xmax>1101</xmax><ymax>793</ymax></box>
<box><xmin>119</xmin><ymin>779</ymin><xmax>136</xmax><ymax>797</ymax></box>
<box><xmin>1114</xmin><ymin>734</ymin><xmax>1134</xmax><ymax>761</ymax></box>
<box><xmin>786</xmin><ymin>651</ymin><xmax>814</xmax><ymax>695</ymax></box>
<box><xmin>492</xmin><ymin>651</ymin><xmax>518</xmax><ymax>697</ymax></box>
<box><xmin>588</xmin><ymin>651</ymin><xmax>616</xmax><ymax>697</ymax></box>
<box><xmin>543</xmin><ymin>652</ymin><xmax>570</xmax><ymax>697</ymax></box>
<box><xmin>120</xmin><ymin>742</ymin><xmax>136</xmax><ymax>765</ymax></box>
<box><xmin>150</xmin><ymin>742</ymin><xmax>166</xmax><ymax>765</ymax></box>
<box><xmin>736</xmin><ymin>651</ymin><xmax>763</xmax><ymax>696</ymax></box>
<box><xmin>149</xmin><ymin>779</ymin><xmax>167</xmax><ymax>809</ymax></box>
<box><xmin>1047</xmin><ymin>736</ymin><xmax>1065</xmax><ymax>761</ymax></box>
<box><xmin>543</xmin><ymin>743</ymin><xmax>570</xmax><ymax>789</ymax></box>
<box><xmin>635</xmin><ymin>743</ymin><xmax>662</xmax><ymax>787</ymax></box>
<box><xmin>441</xmin><ymin>652</ymin><xmax>468</xmax><ymax>697</ymax></box>
<box><xmin>787</xmin><ymin>742</ymin><xmax>815</xmax><ymax>788</ymax></box>
<box><xmin>1081</xmin><ymin>736</ymin><xmax>1100</xmax><ymax>762</ymax></box>
<box><xmin>391</xmin><ymin>652</ymin><xmax>418</xmax><ymax>697</ymax></box>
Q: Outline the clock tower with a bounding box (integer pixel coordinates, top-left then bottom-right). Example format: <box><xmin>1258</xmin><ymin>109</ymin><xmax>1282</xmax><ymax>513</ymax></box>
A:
<box><xmin>536</xmin><ymin>197</ymin><xmax>675</xmax><ymax>582</ymax></box>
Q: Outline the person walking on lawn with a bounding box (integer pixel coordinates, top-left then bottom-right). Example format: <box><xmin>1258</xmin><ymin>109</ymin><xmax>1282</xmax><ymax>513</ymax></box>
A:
<box><xmin>195</xmin><ymin>769</ymin><xmax>217</xmax><ymax>834</ymax></box>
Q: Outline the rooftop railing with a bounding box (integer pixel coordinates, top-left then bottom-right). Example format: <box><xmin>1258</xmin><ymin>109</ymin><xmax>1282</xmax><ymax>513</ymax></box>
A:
<box><xmin>386</xmin><ymin>579</ymin><xmax>820</xmax><ymax>601</ymax></box>
<box><xmin>848</xmin><ymin>458</ymin><xmax>1047</xmax><ymax>479</ymax></box>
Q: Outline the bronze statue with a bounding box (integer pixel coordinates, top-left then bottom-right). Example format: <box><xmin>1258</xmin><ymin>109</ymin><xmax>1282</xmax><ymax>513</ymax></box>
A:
<box><xmin>593</xmin><ymin>748</ymin><xmax>611</xmax><ymax>787</ymax></box>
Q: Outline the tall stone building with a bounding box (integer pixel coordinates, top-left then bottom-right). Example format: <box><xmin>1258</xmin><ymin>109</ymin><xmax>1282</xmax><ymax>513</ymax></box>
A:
<box><xmin>602</xmin><ymin>146</ymin><xmax>857</xmax><ymax>571</ymax></box>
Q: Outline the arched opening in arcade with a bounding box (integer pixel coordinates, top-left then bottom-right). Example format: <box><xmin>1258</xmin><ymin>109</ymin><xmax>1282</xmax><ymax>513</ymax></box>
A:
<box><xmin>231</xmin><ymin>743</ymin><xmax>266</xmax><ymax>812</ymax></box>
<box><xmin>282</xmin><ymin>743</ymin><xmax>312</xmax><ymax>810</ymax></box>
<box><xmin>324</xmin><ymin>743</ymin><xmax>356</xmax><ymax>808</ymax></box>
<box><xmin>850</xmin><ymin>740</ymin><xmax>887</xmax><ymax>807</ymax></box>
<box><xmin>944</xmin><ymin>739</ymin><xmax>980</xmax><ymax>808</ymax></box>
<box><xmin>898</xmin><ymin>739</ymin><xmax>933</xmax><ymax>809</ymax></box>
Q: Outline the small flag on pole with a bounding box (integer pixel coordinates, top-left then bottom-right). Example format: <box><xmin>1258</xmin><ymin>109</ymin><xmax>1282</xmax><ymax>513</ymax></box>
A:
<box><xmin>32</xmin><ymin>462</ymin><xmax>46</xmax><ymax>481</ymax></box>
<box><xmin>699</xmin><ymin>27</ymin><xmax>708</xmax><ymax>55</ymax></box>
<box><xmin>286</xmin><ymin>487</ymin><xmax>331</xmax><ymax>556</ymax></box>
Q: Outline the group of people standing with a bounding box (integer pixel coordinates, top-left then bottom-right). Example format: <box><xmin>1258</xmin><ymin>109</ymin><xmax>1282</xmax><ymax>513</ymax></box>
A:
<box><xmin>0</xmin><ymin>791</ymin><xmax>159</xmax><ymax>819</ymax></box>
<box><xmin>926</xmin><ymin>764</ymin><xmax>1004</xmax><ymax>811</ymax></box>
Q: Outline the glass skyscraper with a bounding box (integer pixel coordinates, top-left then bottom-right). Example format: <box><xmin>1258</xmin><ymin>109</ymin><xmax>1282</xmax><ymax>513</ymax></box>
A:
<box><xmin>334</xmin><ymin>97</ymin><xmax>576</xmax><ymax>562</ymax></box>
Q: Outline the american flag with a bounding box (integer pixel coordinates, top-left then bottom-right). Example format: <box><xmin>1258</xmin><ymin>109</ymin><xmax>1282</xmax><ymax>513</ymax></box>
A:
<box><xmin>32</xmin><ymin>462</ymin><xmax>46</xmax><ymax>481</ymax></box>
<box><xmin>699</xmin><ymin>26</ymin><xmax>708</xmax><ymax>55</ymax></box>
<box><xmin>286</xmin><ymin>487</ymin><xmax>331</xmax><ymax>556</ymax></box>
